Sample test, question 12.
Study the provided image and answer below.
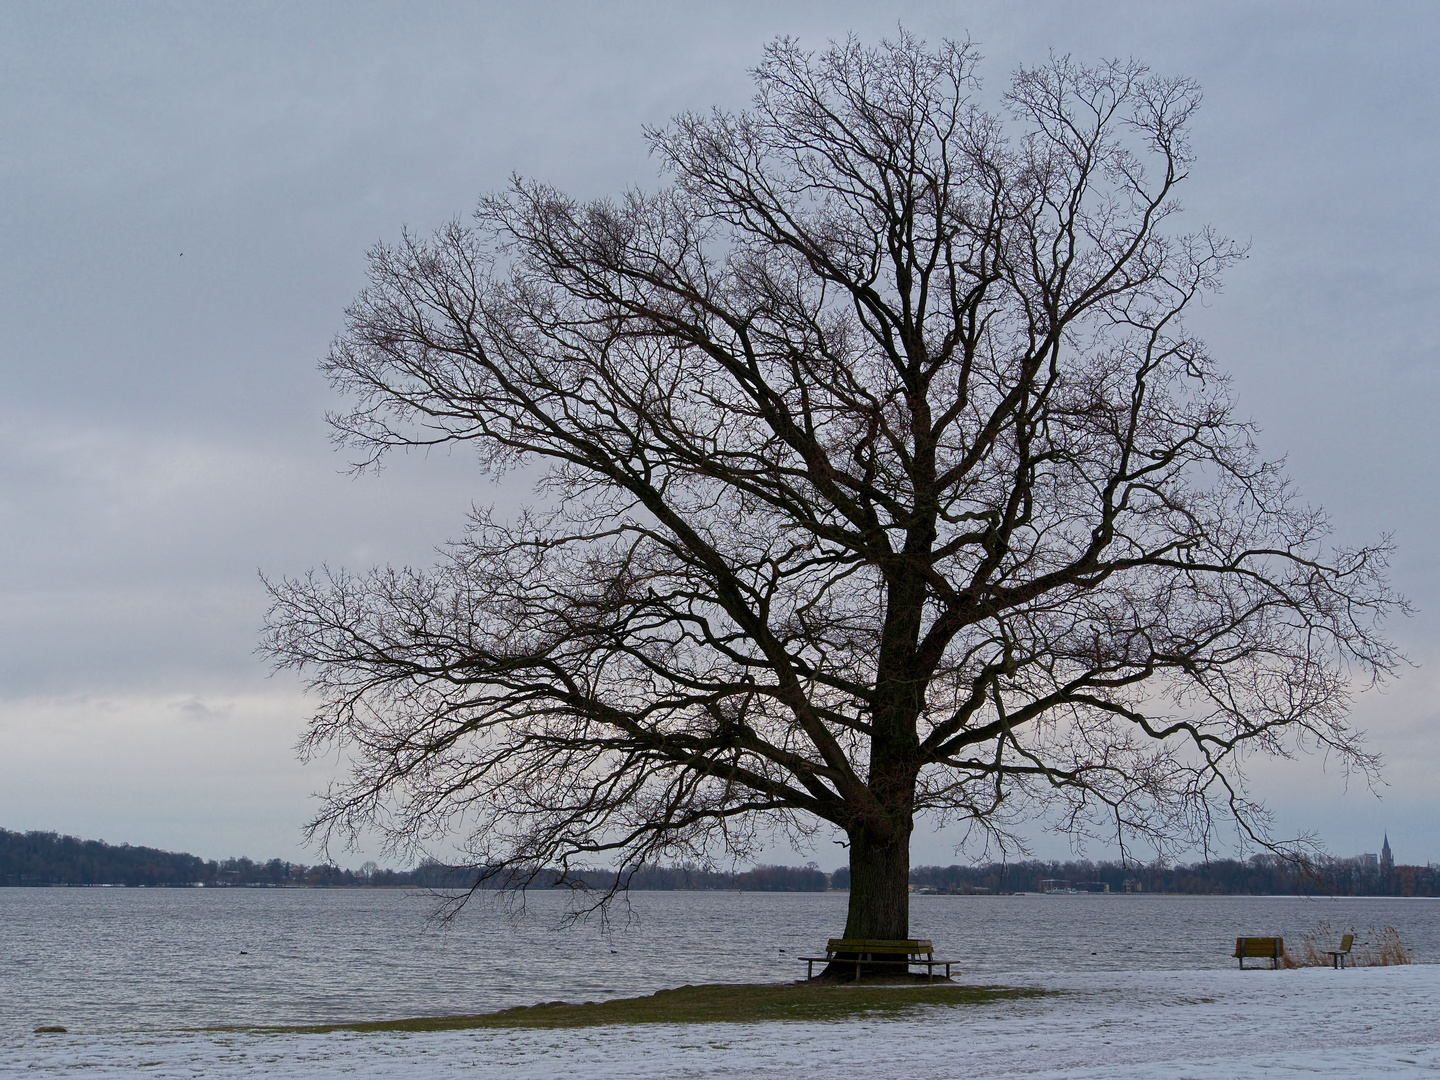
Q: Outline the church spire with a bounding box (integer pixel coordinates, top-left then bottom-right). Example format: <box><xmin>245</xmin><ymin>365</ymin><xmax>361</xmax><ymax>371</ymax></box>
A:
<box><xmin>1381</xmin><ymin>833</ymin><xmax>1394</xmax><ymax>872</ymax></box>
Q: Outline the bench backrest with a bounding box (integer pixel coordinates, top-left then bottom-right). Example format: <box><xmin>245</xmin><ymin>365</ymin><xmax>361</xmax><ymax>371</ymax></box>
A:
<box><xmin>1233</xmin><ymin>936</ymin><xmax>1283</xmax><ymax>958</ymax></box>
<box><xmin>827</xmin><ymin>938</ymin><xmax>934</xmax><ymax>956</ymax></box>
<box><xmin>1337</xmin><ymin>933</ymin><xmax>1355</xmax><ymax>953</ymax></box>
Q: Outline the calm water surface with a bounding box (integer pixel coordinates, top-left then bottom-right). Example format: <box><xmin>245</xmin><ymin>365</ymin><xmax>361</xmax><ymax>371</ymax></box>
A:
<box><xmin>2</xmin><ymin>888</ymin><xmax>1436</xmax><ymax>1035</ymax></box>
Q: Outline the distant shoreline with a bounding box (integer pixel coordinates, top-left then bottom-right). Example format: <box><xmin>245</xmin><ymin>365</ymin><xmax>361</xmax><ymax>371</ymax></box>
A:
<box><xmin>9</xmin><ymin>883</ymin><xmax>1440</xmax><ymax>900</ymax></box>
<box><xmin>7</xmin><ymin>826</ymin><xmax>1438</xmax><ymax>897</ymax></box>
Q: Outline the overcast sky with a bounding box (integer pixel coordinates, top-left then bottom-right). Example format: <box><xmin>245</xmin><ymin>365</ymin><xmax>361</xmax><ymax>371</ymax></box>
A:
<box><xmin>2</xmin><ymin>1</ymin><xmax>1437</xmax><ymax>869</ymax></box>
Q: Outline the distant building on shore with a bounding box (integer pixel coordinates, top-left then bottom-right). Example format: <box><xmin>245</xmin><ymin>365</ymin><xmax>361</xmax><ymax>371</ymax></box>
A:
<box><xmin>1361</xmin><ymin>836</ymin><xmax>1395</xmax><ymax>877</ymax></box>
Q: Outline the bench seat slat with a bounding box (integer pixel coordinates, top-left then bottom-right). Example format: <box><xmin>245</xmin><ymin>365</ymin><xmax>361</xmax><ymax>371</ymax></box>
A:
<box><xmin>801</xmin><ymin>952</ymin><xmax>961</xmax><ymax>981</ymax></box>
<box><xmin>794</xmin><ymin>961</ymin><xmax>961</xmax><ymax>967</ymax></box>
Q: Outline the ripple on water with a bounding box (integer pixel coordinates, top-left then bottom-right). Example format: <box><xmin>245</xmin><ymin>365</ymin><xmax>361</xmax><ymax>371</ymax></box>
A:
<box><xmin>2</xmin><ymin>888</ymin><xmax>1436</xmax><ymax>1035</ymax></box>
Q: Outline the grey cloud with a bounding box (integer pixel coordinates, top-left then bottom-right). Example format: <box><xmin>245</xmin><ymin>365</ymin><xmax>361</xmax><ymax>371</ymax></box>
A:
<box><xmin>169</xmin><ymin>697</ymin><xmax>234</xmax><ymax>723</ymax></box>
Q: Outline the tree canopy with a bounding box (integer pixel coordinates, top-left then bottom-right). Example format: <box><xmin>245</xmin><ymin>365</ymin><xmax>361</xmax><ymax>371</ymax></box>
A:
<box><xmin>264</xmin><ymin>32</ymin><xmax>1401</xmax><ymax>939</ymax></box>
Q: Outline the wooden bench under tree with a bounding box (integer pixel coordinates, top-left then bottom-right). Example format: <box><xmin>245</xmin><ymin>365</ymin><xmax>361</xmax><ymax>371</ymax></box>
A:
<box><xmin>799</xmin><ymin>938</ymin><xmax>959</xmax><ymax>981</ymax></box>
<box><xmin>1233</xmin><ymin>936</ymin><xmax>1284</xmax><ymax>969</ymax></box>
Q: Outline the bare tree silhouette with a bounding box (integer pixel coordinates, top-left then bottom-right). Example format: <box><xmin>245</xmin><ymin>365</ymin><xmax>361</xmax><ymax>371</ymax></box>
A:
<box><xmin>264</xmin><ymin>33</ymin><xmax>1402</xmax><ymax>942</ymax></box>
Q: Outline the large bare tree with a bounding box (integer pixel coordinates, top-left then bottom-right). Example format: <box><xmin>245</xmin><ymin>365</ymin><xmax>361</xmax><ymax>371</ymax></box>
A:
<box><xmin>264</xmin><ymin>34</ymin><xmax>1401</xmax><ymax>942</ymax></box>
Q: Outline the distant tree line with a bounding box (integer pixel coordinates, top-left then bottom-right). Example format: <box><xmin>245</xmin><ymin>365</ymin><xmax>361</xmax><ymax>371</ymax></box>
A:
<box><xmin>903</xmin><ymin>855</ymin><xmax>1440</xmax><ymax>897</ymax></box>
<box><xmin>0</xmin><ymin>830</ymin><xmax>830</xmax><ymax>891</ymax></box>
<box><xmin>1</xmin><ymin>829</ymin><xmax>212</xmax><ymax>887</ymax></box>
<box><xmin>614</xmin><ymin>863</ymin><xmax>830</xmax><ymax>892</ymax></box>
<box><xmin>5</xmin><ymin>828</ymin><xmax>1436</xmax><ymax>896</ymax></box>
<box><xmin>0</xmin><ymin>830</ymin><xmax>376</xmax><ymax>888</ymax></box>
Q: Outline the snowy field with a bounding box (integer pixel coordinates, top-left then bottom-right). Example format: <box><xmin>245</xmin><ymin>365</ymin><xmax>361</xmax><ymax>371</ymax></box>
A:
<box><xmin>4</xmin><ymin>964</ymin><xmax>1438</xmax><ymax>1078</ymax></box>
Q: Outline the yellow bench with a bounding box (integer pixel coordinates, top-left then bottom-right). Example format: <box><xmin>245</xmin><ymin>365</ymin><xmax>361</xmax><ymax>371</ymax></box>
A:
<box><xmin>1233</xmin><ymin>936</ymin><xmax>1283</xmax><ymax>969</ymax></box>
<box><xmin>1327</xmin><ymin>933</ymin><xmax>1355</xmax><ymax>969</ymax></box>
<box><xmin>799</xmin><ymin>938</ymin><xmax>959</xmax><ymax>980</ymax></box>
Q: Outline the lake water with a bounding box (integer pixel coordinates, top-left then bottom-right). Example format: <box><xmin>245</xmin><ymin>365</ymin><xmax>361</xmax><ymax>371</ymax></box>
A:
<box><xmin>3</xmin><ymin>888</ymin><xmax>1437</xmax><ymax>1036</ymax></box>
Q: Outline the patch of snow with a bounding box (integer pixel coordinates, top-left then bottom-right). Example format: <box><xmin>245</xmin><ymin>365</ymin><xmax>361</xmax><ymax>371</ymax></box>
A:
<box><xmin>3</xmin><ymin>965</ymin><xmax>1438</xmax><ymax>1078</ymax></box>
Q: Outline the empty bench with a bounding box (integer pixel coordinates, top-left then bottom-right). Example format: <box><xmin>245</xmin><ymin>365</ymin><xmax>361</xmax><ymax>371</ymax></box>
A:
<box><xmin>1233</xmin><ymin>936</ymin><xmax>1284</xmax><ymax>969</ymax></box>
<box><xmin>799</xmin><ymin>938</ymin><xmax>959</xmax><ymax>980</ymax></box>
<box><xmin>1327</xmin><ymin>933</ymin><xmax>1355</xmax><ymax>969</ymax></box>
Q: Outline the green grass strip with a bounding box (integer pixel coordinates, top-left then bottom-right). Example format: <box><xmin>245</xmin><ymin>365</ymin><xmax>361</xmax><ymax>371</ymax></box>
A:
<box><xmin>248</xmin><ymin>982</ymin><xmax>1046</xmax><ymax>1034</ymax></box>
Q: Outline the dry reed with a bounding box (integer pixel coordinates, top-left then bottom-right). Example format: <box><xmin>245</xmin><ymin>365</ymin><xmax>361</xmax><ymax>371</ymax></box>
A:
<box><xmin>1285</xmin><ymin>921</ymin><xmax>1412</xmax><ymax>967</ymax></box>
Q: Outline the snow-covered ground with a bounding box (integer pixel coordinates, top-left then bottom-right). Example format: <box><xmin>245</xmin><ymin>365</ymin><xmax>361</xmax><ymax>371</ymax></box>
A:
<box><xmin>4</xmin><ymin>965</ymin><xmax>1438</xmax><ymax>1078</ymax></box>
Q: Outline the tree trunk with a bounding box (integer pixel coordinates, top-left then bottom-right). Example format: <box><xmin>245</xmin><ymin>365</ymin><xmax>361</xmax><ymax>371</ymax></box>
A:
<box><xmin>816</xmin><ymin>817</ymin><xmax>913</xmax><ymax>980</ymax></box>
<box><xmin>843</xmin><ymin>823</ymin><xmax>911</xmax><ymax>940</ymax></box>
<box><xmin>825</xmin><ymin>563</ymin><xmax>924</xmax><ymax>978</ymax></box>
